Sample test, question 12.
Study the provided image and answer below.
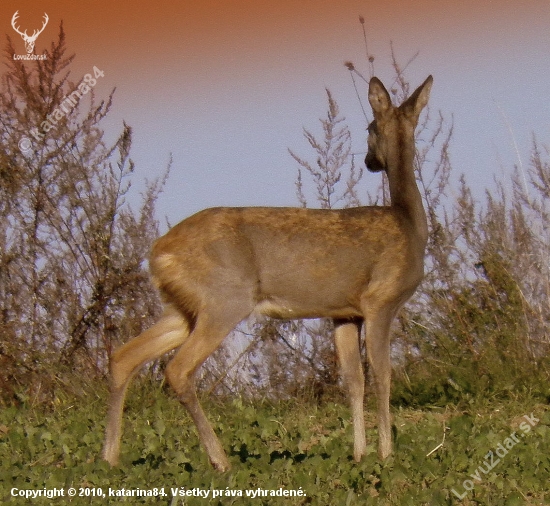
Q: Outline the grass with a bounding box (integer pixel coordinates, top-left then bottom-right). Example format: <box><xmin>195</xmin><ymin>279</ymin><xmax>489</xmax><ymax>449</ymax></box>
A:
<box><xmin>1</xmin><ymin>380</ymin><xmax>549</xmax><ymax>505</ymax></box>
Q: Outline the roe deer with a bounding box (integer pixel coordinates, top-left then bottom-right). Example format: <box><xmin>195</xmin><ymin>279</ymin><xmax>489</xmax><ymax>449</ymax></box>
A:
<box><xmin>102</xmin><ymin>75</ymin><xmax>433</xmax><ymax>471</ymax></box>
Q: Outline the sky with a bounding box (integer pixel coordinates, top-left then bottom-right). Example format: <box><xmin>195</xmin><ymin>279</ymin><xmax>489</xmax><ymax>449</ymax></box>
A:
<box><xmin>2</xmin><ymin>0</ymin><xmax>550</xmax><ymax>225</ymax></box>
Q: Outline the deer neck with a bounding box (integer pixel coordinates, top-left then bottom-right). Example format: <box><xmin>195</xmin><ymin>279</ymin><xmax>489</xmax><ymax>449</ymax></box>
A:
<box><xmin>386</xmin><ymin>135</ymin><xmax>428</xmax><ymax>248</ymax></box>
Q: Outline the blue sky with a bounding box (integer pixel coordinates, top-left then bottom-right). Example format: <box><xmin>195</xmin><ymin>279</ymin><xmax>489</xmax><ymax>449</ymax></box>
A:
<box><xmin>3</xmin><ymin>0</ymin><xmax>550</xmax><ymax>227</ymax></box>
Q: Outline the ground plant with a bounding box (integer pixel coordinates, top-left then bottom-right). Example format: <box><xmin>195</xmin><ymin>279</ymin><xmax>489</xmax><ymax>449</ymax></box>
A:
<box><xmin>1</xmin><ymin>382</ymin><xmax>549</xmax><ymax>504</ymax></box>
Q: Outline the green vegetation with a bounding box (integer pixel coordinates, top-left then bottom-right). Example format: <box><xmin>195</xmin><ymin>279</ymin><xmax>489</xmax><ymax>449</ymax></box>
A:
<box><xmin>1</xmin><ymin>381</ymin><xmax>549</xmax><ymax>504</ymax></box>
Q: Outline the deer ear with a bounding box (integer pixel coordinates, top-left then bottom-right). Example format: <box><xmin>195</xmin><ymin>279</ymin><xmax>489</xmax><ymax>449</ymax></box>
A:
<box><xmin>368</xmin><ymin>77</ymin><xmax>392</xmax><ymax>117</ymax></box>
<box><xmin>401</xmin><ymin>75</ymin><xmax>433</xmax><ymax>119</ymax></box>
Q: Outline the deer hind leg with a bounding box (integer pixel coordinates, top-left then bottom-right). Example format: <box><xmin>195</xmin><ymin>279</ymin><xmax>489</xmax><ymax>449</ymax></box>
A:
<box><xmin>363</xmin><ymin>303</ymin><xmax>398</xmax><ymax>460</ymax></box>
<box><xmin>334</xmin><ymin>319</ymin><xmax>366</xmax><ymax>462</ymax></box>
<box><xmin>164</xmin><ymin>302</ymin><xmax>253</xmax><ymax>472</ymax></box>
<box><xmin>103</xmin><ymin>305</ymin><xmax>190</xmax><ymax>466</ymax></box>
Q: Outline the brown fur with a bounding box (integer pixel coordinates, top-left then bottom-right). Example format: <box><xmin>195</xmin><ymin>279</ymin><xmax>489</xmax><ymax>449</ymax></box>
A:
<box><xmin>102</xmin><ymin>75</ymin><xmax>433</xmax><ymax>471</ymax></box>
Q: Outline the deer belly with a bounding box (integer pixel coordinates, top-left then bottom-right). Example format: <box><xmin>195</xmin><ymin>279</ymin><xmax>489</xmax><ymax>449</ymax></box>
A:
<box><xmin>254</xmin><ymin>292</ymin><xmax>362</xmax><ymax>320</ymax></box>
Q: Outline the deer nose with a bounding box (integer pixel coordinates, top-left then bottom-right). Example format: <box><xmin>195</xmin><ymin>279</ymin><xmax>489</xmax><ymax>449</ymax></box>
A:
<box><xmin>365</xmin><ymin>152</ymin><xmax>384</xmax><ymax>173</ymax></box>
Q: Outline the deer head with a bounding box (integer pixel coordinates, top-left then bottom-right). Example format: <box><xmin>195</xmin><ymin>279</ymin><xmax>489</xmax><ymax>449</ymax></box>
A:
<box><xmin>11</xmin><ymin>11</ymin><xmax>49</xmax><ymax>54</ymax></box>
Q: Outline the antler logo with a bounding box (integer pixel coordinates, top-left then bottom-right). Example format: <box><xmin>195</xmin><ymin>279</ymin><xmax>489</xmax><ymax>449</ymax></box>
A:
<box><xmin>11</xmin><ymin>11</ymin><xmax>49</xmax><ymax>54</ymax></box>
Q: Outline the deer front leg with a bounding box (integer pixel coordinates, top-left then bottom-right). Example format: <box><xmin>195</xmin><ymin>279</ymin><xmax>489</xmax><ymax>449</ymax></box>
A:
<box><xmin>363</xmin><ymin>305</ymin><xmax>396</xmax><ymax>460</ymax></box>
<box><xmin>334</xmin><ymin>319</ymin><xmax>366</xmax><ymax>462</ymax></box>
